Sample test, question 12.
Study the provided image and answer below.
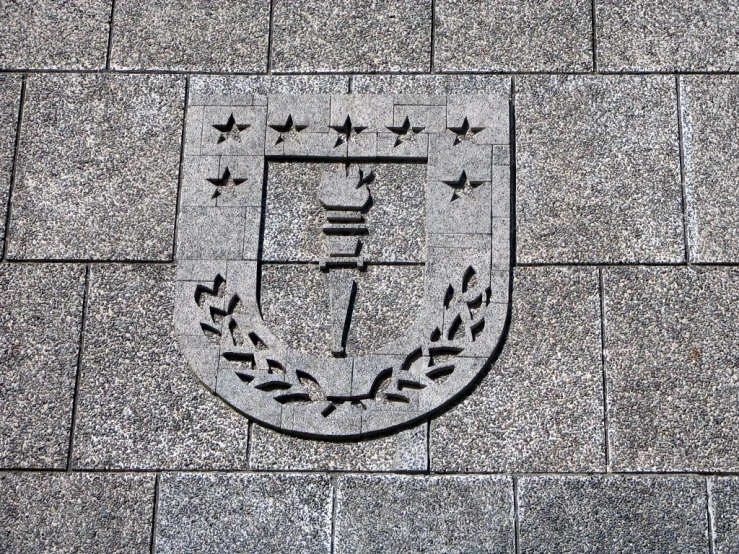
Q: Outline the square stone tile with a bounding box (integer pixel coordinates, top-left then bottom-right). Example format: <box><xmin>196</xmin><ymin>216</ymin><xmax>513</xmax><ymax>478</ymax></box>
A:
<box><xmin>9</xmin><ymin>74</ymin><xmax>185</xmax><ymax>261</ymax></box>
<box><xmin>518</xmin><ymin>476</ymin><xmax>708</xmax><ymax>554</ymax></box>
<box><xmin>335</xmin><ymin>475</ymin><xmax>514</xmax><ymax>554</ymax></box>
<box><xmin>681</xmin><ymin>76</ymin><xmax>739</xmax><ymax>263</ymax></box>
<box><xmin>0</xmin><ymin>0</ymin><xmax>110</xmax><ymax>70</ymax></box>
<box><xmin>431</xmin><ymin>267</ymin><xmax>604</xmax><ymax>473</ymax></box>
<box><xmin>605</xmin><ymin>267</ymin><xmax>739</xmax><ymax>472</ymax></box>
<box><xmin>271</xmin><ymin>0</ymin><xmax>432</xmax><ymax>72</ymax></box>
<box><xmin>249</xmin><ymin>422</ymin><xmax>427</xmax><ymax>471</ymax></box>
<box><xmin>597</xmin><ymin>0</ymin><xmax>739</xmax><ymax>71</ymax></box>
<box><xmin>0</xmin><ymin>75</ymin><xmax>22</xmax><ymax>256</ymax></box>
<box><xmin>111</xmin><ymin>0</ymin><xmax>269</xmax><ymax>72</ymax></box>
<box><xmin>73</xmin><ymin>265</ymin><xmax>251</xmax><ymax>469</ymax></box>
<box><xmin>710</xmin><ymin>477</ymin><xmax>739</xmax><ymax>554</ymax></box>
<box><xmin>156</xmin><ymin>473</ymin><xmax>331</xmax><ymax>554</ymax></box>
<box><xmin>0</xmin><ymin>472</ymin><xmax>155</xmax><ymax>554</ymax></box>
<box><xmin>435</xmin><ymin>0</ymin><xmax>592</xmax><ymax>71</ymax></box>
<box><xmin>516</xmin><ymin>76</ymin><xmax>684</xmax><ymax>264</ymax></box>
<box><xmin>0</xmin><ymin>264</ymin><xmax>85</xmax><ymax>468</ymax></box>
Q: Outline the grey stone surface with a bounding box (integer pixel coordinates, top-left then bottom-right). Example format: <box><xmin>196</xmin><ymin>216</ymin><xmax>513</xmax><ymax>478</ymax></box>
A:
<box><xmin>681</xmin><ymin>76</ymin><xmax>739</xmax><ymax>263</ymax></box>
<box><xmin>435</xmin><ymin>0</ymin><xmax>592</xmax><ymax>72</ymax></box>
<box><xmin>189</xmin><ymin>75</ymin><xmax>350</xmax><ymax>105</ymax></box>
<box><xmin>431</xmin><ymin>267</ymin><xmax>604</xmax><ymax>473</ymax></box>
<box><xmin>518</xmin><ymin>476</ymin><xmax>709</xmax><ymax>554</ymax></box>
<box><xmin>0</xmin><ymin>264</ymin><xmax>85</xmax><ymax>468</ymax></box>
<box><xmin>0</xmin><ymin>0</ymin><xmax>110</xmax><ymax>70</ymax></box>
<box><xmin>335</xmin><ymin>475</ymin><xmax>514</xmax><ymax>554</ymax></box>
<box><xmin>0</xmin><ymin>472</ymin><xmax>154</xmax><ymax>554</ymax></box>
<box><xmin>111</xmin><ymin>0</ymin><xmax>270</xmax><ymax>72</ymax></box>
<box><xmin>249</xmin><ymin>422</ymin><xmax>427</xmax><ymax>471</ymax></box>
<box><xmin>710</xmin><ymin>478</ymin><xmax>739</xmax><ymax>554</ymax></box>
<box><xmin>73</xmin><ymin>265</ymin><xmax>251</xmax><ymax>469</ymax></box>
<box><xmin>271</xmin><ymin>0</ymin><xmax>432</xmax><ymax>72</ymax></box>
<box><xmin>156</xmin><ymin>473</ymin><xmax>331</xmax><ymax>554</ymax></box>
<box><xmin>353</xmin><ymin>75</ymin><xmax>510</xmax><ymax>96</ymax></box>
<box><xmin>605</xmin><ymin>267</ymin><xmax>739</xmax><ymax>472</ymax></box>
<box><xmin>597</xmin><ymin>0</ymin><xmax>739</xmax><ymax>71</ymax></box>
<box><xmin>516</xmin><ymin>76</ymin><xmax>684</xmax><ymax>264</ymax></box>
<box><xmin>9</xmin><ymin>74</ymin><xmax>184</xmax><ymax>261</ymax></box>
<box><xmin>0</xmin><ymin>76</ymin><xmax>21</xmax><ymax>255</ymax></box>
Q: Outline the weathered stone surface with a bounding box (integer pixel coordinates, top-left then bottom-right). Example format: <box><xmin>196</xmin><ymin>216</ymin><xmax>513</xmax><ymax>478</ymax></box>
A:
<box><xmin>0</xmin><ymin>75</ymin><xmax>21</xmax><ymax>256</ymax></box>
<box><xmin>189</xmin><ymin>75</ymin><xmax>349</xmax><ymax>106</ymax></box>
<box><xmin>0</xmin><ymin>472</ymin><xmax>154</xmax><ymax>553</ymax></box>
<box><xmin>681</xmin><ymin>76</ymin><xmax>739</xmax><ymax>263</ymax></box>
<box><xmin>111</xmin><ymin>0</ymin><xmax>269</xmax><ymax>72</ymax></box>
<box><xmin>335</xmin><ymin>475</ymin><xmax>514</xmax><ymax>554</ymax></box>
<box><xmin>0</xmin><ymin>264</ymin><xmax>85</xmax><ymax>468</ymax></box>
<box><xmin>597</xmin><ymin>0</ymin><xmax>739</xmax><ymax>71</ymax></box>
<box><xmin>710</xmin><ymin>477</ymin><xmax>739</xmax><ymax>554</ymax></box>
<box><xmin>431</xmin><ymin>267</ymin><xmax>604</xmax><ymax>472</ymax></box>
<box><xmin>0</xmin><ymin>0</ymin><xmax>110</xmax><ymax>70</ymax></box>
<box><xmin>435</xmin><ymin>0</ymin><xmax>592</xmax><ymax>71</ymax></box>
<box><xmin>518</xmin><ymin>476</ymin><xmax>709</xmax><ymax>554</ymax></box>
<box><xmin>271</xmin><ymin>0</ymin><xmax>432</xmax><ymax>72</ymax></box>
<box><xmin>516</xmin><ymin>76</ymin><xmax>684</xmax><ymax>264</ymax></box>
<box><xmin>354</xmin><ymin>74</ymin><xmax>510</xmax><ymax>96</ymax></box>
<box><xmin>605</xmin><ymin>267</ymin><xmax>739</xmax><ymax>472</ymax></box>
<box><xmin>156</xmin><ymin>473</ymin><xmax>331</xmax><ymax>554</ymax></box>
<box><xmin>73</xmin><ymin>265</ymin><xmax>250</xmax><ymax>469</ymax></box>
<box><xmin>9</xmin><ymin>74</ymin><xmax>184</xmax><ymax>261</ymax></box>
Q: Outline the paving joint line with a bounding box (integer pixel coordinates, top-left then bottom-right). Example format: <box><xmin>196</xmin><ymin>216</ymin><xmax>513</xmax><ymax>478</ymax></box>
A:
<box><xmin>425</xmin><ymin>419</ymin><xmax>431</xmax><ymax>473</ymax></box>
<box><xmin>2</xmin><ymin>75</ymin><xmax>26</xmax><ymax>262</ymax></box>
<box><xmin>598</xmin><ymin>268</ymin><xmax>610</xmax><ymax>471</ymax></box>
<box><xmin>706</xmin><ymin>478</ymin><xmax>716</xmax><ymax>554</ymax></box>
<box><xmin>170</xmin><ymin>76</ymin><xmax>190</xmax><ymax>260</ymax></box>
<box><xmin>149</xmin><ymin>472</ymin><xmax>161</xmax><ymax>554</ymax></box>
<box><xmin>105</xmin><ymin>0</ymin><xmax>116</xmax><ymax>70</ymax></box>
<box><xmin>430</xmin><ymin>0</ymin><xmax>437</xmax><ymax>73</ymax></box>
<box><xmin>676</xmin><ymin>75</ymin><xmax>691</xmax><ymax>264</ymax></box>
<box><xmin>512</xmin><ymin>476</ymin><xmax>521</xmax><ymax>554</ymax></box>
<box><xmin>510</xmin><ymin>76</ymin><xmax>517</xmax><ymax>269</ymax></box>
<box><xmin>591</xmin><ymin>0</ymin><xmax>598</xmax><ymax>71</ymax></box>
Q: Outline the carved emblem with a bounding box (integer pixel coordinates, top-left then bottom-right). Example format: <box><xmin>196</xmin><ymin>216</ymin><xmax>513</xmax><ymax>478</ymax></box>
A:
<box><xmin>175</xmin><ymin>93</ymin><xmax>511</xmax><ymax>438</ymax></box>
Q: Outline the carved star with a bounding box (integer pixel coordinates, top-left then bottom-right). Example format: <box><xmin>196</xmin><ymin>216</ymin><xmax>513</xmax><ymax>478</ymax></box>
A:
<box><xmin>447</xmin><ymin>117</ymin><xmax>485</xmax><ymax>145</ymax></box>
<box><xmin>268</xmin><ymin>114</ymin><xmax>308</xmax><ymax>144</ymax></box>
<box><xmin>386</xmin><ymin>116</ymin><xmax>425</xmax><ymax>147</ymax></box>
<box><xmin>442</xmin><ymin>170</ymin><xmax>485</xmax><ymax>201</ymax></box>
<box><xmin>207</xmin><ymin>167</ymin><xmax>247</xmax><ymax>199</ymax></box>
<box><xmin>330</xmin><ymin>115</ymin><xmax>367</xmax><ymax>147</ymax></box>
<box><xmin>213</xmin><ymin>114</ymin><xmax>250</xmax><ymax>144</ymax></box>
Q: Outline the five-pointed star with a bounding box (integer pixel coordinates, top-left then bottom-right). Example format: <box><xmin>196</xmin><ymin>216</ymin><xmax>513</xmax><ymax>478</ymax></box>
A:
<box><xmin>330</xmin><ymin>115</ymin><xmax>367</xmax><ymax>147</ymax></box>
<box><xmin>442</xmin><ymin>170</ymin><xmax>486</xmax><ymax>201</ymax></box>
<box><xmin>207</xmin><ymin>167</ymin><xmax>247</xmax><ymax>198</ymax></box>
<box><xmin>386</xmin><ymin>116</ymin><xmax>425</xmax><ymax>147</ymax></box>
<box><xmin>213</xmin><ymin>114</ymin><xmax>250</xmax><ymax>144</ymax></box>
<box><xmin>447</xmin><ymin>117</ymin><xmax>485</xmax><ymax>145</ymax></box>
<box><xmin>268</xmin><ymin>114</ymin><xmax>308</xmax><ymax>144</ymax></box>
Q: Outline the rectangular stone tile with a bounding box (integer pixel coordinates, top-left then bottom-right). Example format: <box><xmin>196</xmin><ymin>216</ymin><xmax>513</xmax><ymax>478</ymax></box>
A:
<box><xmin>111</xmin><ymin>0</ymin><xmax>269</xmax><ymax>72</ymax></box>
<box><xmin>9</xmin><ymin>74</ymin><xmax>185</xmax><ymax>261</ymax></box>
<box><xmin>710</xmin><ymin>477</ymin><xmax>739</xmax><ymax>554</ymax></box>
<box><xmin>271</xmin><ymin>0</ymin><xmax>432</xmax><ymax>72</ymax></box>
<box><xmin>431</xmin><ymin>267</ymin><xmax>604</xmax><ymax>473</ymax></box>
<box><xmin>156</xmin><ymin>473</ymin><xmax>331</xmax><ymax>554</ymax></box>
<box><xmin>335</xmin><ymin>475</ymin><xmax>514</xmax><ymax>554</ymax></box>
<box><xmin>0</xmin><ymin>75</ymin><xmax>22</xmax><ymax>256</ymax></box>
<box><xmin>0</xmin><ymin>264</ymin><xmax>85</xmax><ymax>468</ymax></box>
<box><xmin>597</xmin><ymin>0</ymin><xmax>739</xmax><ymax>71</ymax></box>
<box><xmin>681</xmin><ymin>76</ymin><xmax>739</xmax><ymax>263</ymax></box>
<box><xmin>518</xmin><ymin>476</ymin><xmax>709</xmax><ymax>554</ymax></box>
<box><xmin>436</xmin><ymin>0</ymin><xmax>592</xmax><ymax>71</ymax></box>
<box><xmin>516</xmin><ymin>75</ymin><xmax>684</xmax><ymax>264</ymax></box>
<box><xmin>0</xmin><ymin>472</ymin><xmax>155</xmax><ymax>554</ymax></box>
<box><xmin>354</xmin><ymin>74</ymin><xmax>510</xmax><ymax>96</ymax></box>
<box><xmin>249</xmin><ymin>422</ymin><xmax>427</xmax><ymax>471</ymax></box>
<box><xmin>73</xmin><ymin>265</ymin><xmax>251</xmax><ymax>469</ymax></box>
<box><xmin>605</xmin><ymin>267</ymin><xmax>739</xmax><ymax>472</ymax></box>
<box><xmin>0</xmin><ymin>0</ymin><xmax>110</xmax><ymax>70</ymax></box>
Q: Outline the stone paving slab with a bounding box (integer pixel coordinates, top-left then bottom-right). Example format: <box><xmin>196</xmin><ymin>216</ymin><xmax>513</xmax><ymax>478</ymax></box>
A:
<box><xmin>353</xmin><ymin>74</ymin><xmax>511</xmax><ymax>96</ymax></box>
<box><xmin>431</xmin><ymin>267</ymin><xmax>604</xmax><ymax>473</ymax></box>
<box><xmin>189</xmin><ymin>75</ymin><xmax>350</xmax><ymax>105</ymax></box>
<box><xmin>518</xmin><ymin>476</ymin><xmax>709</xmax><ymax>553</ymax></box>
<box><xmin>0</xmin><ymin>264</ymin><xmax>85</xmax><ymax>468</ymax></box>
<box><xmin>9</xmin><ymin>74</ymin><xmax>185</xmax><ymax>261</ymax></box>
<box><xmin>0</xmin><ymin>0</ymin><xmax>111</xmax><ymax>70</ymax></box>
<box><xmin>435</xmin><ymin>0</ymin><xmax>592</xmax><ymax>72</ymax></box>
<box><xmin>709</xmin><ymin>478</ymin><xmax>739</xmax><ymax>554</ymax></box>
<box><xmin>155</xmin><ymin>473</ymin><xmax>332</xmax><ymax>554</ymax></box>
<box><xmin>597</xmin><ymin>0</ymin><xmax>739</xmax><ymax>72</ymax></box>
<box><xmin>516</xmin><ymin>75</ymin><xmax>685</xmax><ymax>264</ymax></box>
<box><xmin>73</xmin><ymin>265</ymin><xmax>251</xmax><ymax>469</ymax></box>
<box><xmin>335</xmin><ymin>475</ymin><xmax>514</xmax><ymax>554</ymax></box>
<box><xmin>271</xmin><ymin>0</ymin><xmax>432</xmax><ymax>73</ymax></box>
<box><xmin>605</xmin><ymin>267</ymin><xmax>739</xmax><ymax>472</ymax></box>
<box><xmin>681</xmin><ymin>76</ymin><xmax>739</xmax><ymax>263</ymax></box>
<box><xmin>111</xmin><ymin>0</ymin><xmax>270</xmax><ymax>72</ymax></box>
<box><xmin>0</xmin><ymin>75</ymin><xmax>21</xmax><ymax>256</ymax></box>
<box><xmin>0</xmin><ymin>472</ymin><xmax>155</xmax><ymax>554</ymax></box>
